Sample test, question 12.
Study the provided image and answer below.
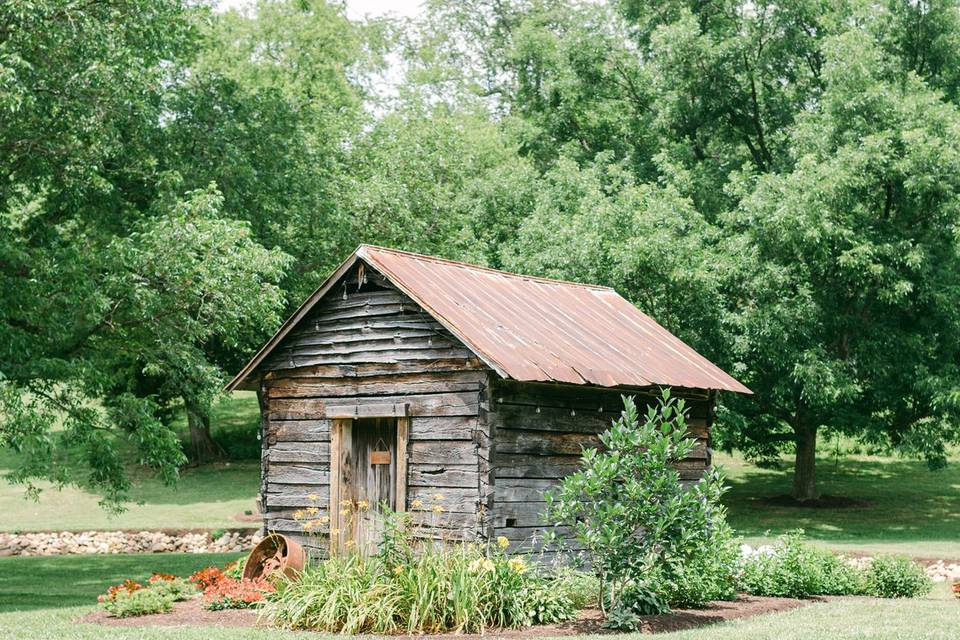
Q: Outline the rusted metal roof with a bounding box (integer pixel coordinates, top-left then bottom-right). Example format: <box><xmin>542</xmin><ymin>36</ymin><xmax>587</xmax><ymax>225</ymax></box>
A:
<box><xmin>226</xmin><ymin>245</ymin><xmax>750</xmax><ymax>393</ymax></box>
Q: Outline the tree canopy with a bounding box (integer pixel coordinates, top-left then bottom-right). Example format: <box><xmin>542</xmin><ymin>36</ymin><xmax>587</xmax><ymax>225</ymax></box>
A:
<box><xmin>2</xmin><ymin>0</ymin><xmax>960</xmax><ymax>505</ymax></box>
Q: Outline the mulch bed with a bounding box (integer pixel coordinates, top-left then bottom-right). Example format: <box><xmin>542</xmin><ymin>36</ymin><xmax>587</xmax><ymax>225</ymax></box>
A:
<box><xmin>79</xmin><ymin>594</ymin><xmax>813</xmax><ymax>635</ymax></box>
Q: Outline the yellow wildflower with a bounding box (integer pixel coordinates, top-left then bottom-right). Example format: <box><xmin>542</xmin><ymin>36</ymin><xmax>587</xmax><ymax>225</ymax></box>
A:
<box><xmin>340</xmin><ymin>499</ymin><xmax>352</xmax><ymax>507</ymax></box>
<box><xmin>307</xmin><ymin>493</ymin><xmax>319</xmax><ymax>502</ymax></box>
<box><xmin>292</xmin><ymin>510</ymin><xmax>306</xmax><ymax>520</ymax></box>
<box><xmin>411</xmin><ymin>499</ymin><xmax>423</xmax><ymax>509</ymax></box>
<box><xmin>306</xmin><ymin>506</ymin><xmax>319</xmax><ymax>515</ymax></box>
<box><xmin>481</xmin><ymin>558</ymin><xmax>495</xmax><ymax>573</ymax></box>
<box><xmin>508</xmin><ymin>557</ymin><xmax>526</xmax><ymax>574</ymax></box>
<box><xmin>340</xmin><ymin>508</ymin><xmax>350</xmax><ymax>516</ymax></box>
<box><xmin>309</xmin><ymin>519</ymin><xmax>324</xmax><ymax>529</ymax></box>
<box><xmin>393</xmin><ymin>565</ymin><xmax>403</xmax><ymax>575</ymax></box>
<box><xmin>357</xmin><ymin>499</ymin><xmax>369</xmax><ymax>510</ymax></box>
<box><xmin>432</xmin><ymin>504</ymin><xmax>445</xmax><ymax>514</ymax></box>
<box><xmin>319</xmin><ymin>515</ymin><xmax>330</xmax><ymax>525</ymax></box>
<box><xmin>496</xmin><ymin>536</ymin><xmax>510</xmax><ymax>550</ymax></box>
<box><xmin>303</xmin><ymin>521</ymin><xmax>314</xmax><ymax>531</ymax></box>
<box><xmin>432</xmin><ymin>493</ymin><xmax>445</xmax><ymax>501</ymax></box>
<box><xmin>468</xmin><ymin>558</ymin><xmax>483</xmax><ymax>573</ymax></box>
<box><xmin>345</xmin><ymin>539</ymin><xmax>355</xmax><ymax>548</ymax></box>
<box><xmin>330</xmin><ymin>528</ymin><xmax>340</xmax><ymax>536</ymax></box>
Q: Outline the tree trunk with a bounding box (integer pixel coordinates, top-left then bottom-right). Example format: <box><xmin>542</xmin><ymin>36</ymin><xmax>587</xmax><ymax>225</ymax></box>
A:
<box><xmin>792</xmin><ymin>424</ymin><xmax>819</xmax><ymax>501</ymax></box>
<box><xmin>186</xmin><ymin>402</ymin><xmax>224</xmax><ymax>462</ymax></box>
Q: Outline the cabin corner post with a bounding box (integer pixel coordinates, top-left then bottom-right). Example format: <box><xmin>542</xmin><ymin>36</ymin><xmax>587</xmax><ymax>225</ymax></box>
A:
<box><xmin>395</xmin><ymin>413</ymin><xmax>409</xmax><ymax>513</ymax></box>
<box><xmin>476</xmin><ymin>374</ymin><xmax>496</xmax><ymax>542</ymax></box>
<box><xmin>256</xmin><ymin>380</ymin><xmax>269</xmax><ymax>537</ymax></box>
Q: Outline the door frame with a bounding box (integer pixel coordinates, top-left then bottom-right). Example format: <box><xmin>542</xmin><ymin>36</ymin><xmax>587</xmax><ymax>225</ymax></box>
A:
<box><xmin>327</xmin><ymin>403</ymin><xmax>409</xmax><ymax>553</ymax></box>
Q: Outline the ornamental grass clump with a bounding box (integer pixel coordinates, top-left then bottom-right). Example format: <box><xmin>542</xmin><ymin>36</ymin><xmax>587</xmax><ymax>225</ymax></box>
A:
<box><xmin>543</xmin><ymin>391</ymin><xmax>739</xmax><ymax>629</ymax></box>
<box><xmin>260</xmin><ymin>506</ymin><xmax>574</xmax><ymax>634</ymax></box>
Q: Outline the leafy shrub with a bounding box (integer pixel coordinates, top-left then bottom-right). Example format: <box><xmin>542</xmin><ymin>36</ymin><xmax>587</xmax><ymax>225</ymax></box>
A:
<box><xmin>738</xmin><ymin>531</ymin><xmax>865</xmax><ymax>598</ymax></box>
<box><xmin>147</xmin><ymin>574</ymin><xmax>197</xmax><ymax>601</ymax></box>
<box><xmin>865</xmin><ymin>555</ymin><xmax>932</xmax><ymax>598</ymax></box>
<box><xmin>100</xmin><ymin>586</ymin><xmax>175</xmax><ymax>617</ymax></box>
<box><xmin>544</xmin><ymin>391</ymin><xmax>738</xmax><ymax>615</ymax></box>
<box><xmin>204</xmin><ymin>576</ymin><xmax>274</xmax><ymax>610</ymax></box>
<box><xmin>657</xmin><ymin>523</ymin><xmax>740</xmax><ymax>607</ymax></box>
<box><xmin>261</xmin><ymin>512</ymin><xmax>574</xmax><ymax>634</ymax></box>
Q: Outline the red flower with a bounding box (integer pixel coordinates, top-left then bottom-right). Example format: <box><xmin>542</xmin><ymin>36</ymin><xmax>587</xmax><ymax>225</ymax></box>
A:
<box><xmin>189</xmin><ymin>566</ymin><xmax>226</xmax><ymax>589</ymax></box>
<box><xmin>202</xmin><ymin>577</ymin><xmax>274</xmax><ymax>609</ymax></box>
<box><xmin>148</xmin><ymin>573</ymin><xmax>177</xmax><ymax>584</ymax></box>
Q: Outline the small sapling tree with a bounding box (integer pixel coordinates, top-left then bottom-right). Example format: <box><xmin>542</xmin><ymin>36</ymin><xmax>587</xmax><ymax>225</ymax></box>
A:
<box><xmin>544</xmin><ymin>390</ymin><xmax>736</xmax><ymax>628</ymax></box>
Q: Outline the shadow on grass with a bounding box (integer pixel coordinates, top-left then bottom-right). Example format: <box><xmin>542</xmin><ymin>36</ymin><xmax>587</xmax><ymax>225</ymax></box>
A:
<box><xmin>719</xmin><ymin>455</ymin><xmax>960</xmax><ymax>544</ymax></box>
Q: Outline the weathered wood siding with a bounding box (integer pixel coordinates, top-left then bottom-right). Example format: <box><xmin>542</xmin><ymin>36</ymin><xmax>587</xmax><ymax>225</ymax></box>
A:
<box><xmin>487</xmin><ymin>379</ymin><xmax>714</xmax><ymax>555</ymax></box>
<box><xmin>256</xmin><ymin>276</ymin><xmax>490</xmax><ymax>555</ymax></box>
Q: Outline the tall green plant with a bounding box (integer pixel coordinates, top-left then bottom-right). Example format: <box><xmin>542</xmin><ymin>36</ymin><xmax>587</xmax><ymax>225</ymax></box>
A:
<box><xmin>544</xmin><ymin>390</ymin><xmax>737</xmax><ymax>619</ymax></box>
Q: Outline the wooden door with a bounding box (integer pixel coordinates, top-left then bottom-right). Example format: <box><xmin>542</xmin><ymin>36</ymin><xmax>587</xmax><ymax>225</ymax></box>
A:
<box><xmin>330</xmin><ymin>410</ymin><xmax>408</xmax><ymax>555</ymax></box>
<box><xmin>348</xmin><ymin>417</ymin><xmax>397</xmax><ymax>553</ymax></box>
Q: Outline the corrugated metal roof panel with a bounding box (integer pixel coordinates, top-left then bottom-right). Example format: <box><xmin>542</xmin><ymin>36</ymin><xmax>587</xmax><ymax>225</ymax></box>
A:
<box><xmin>358</xmin><ymin>246</ymin><xmax>750</xmax><ymax>394</ymax></box>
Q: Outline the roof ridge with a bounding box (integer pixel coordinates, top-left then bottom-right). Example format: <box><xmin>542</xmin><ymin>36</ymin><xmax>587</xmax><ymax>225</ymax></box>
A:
<box><xmin>359</xmin><ymin>244</ymin><xmax>615</xmax><ymax>292</ymax></box>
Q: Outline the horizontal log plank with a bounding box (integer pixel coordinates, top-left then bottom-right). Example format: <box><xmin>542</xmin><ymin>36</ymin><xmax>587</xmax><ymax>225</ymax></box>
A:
<box><xmin>268</xmin><ymin>465</ymin><xmax>330</xmax><ymax>485</ymax></box>
<box><xmin>269</xmin><ymin>392</ymin><xmax>480</xmax><ymax>420</ymax></box>
<box><xmin>409</xmin><ymin>441</ymin><xmax>476</xmax><ymax>465</ymax></box>
<box><xmin>265</xmin><ymin>347</ymin><xmax>475</xmax><ymax>371</ymax></box>
<box><xmin>496</xmin><ymin>429</ymin><xmax>600</xmax><ymax>456</ymax></box>
<box><xmin>266</xmin><ymin>442</ymin><xmax>329</xmax><ymax>464</ymax></box>
<box><xmin>265</xmin><ymin>358</ymin><xmax>487</xmax><ymax>380</ymax></box>
<box><xmin>267</xmin><ymin>420</ymin><xmax>330</xmax><ymax>442</ymax></box>
<box><xmin>408</xmin><ymin>464</ymin><xmax>479</xmax><ymax>488</ymax></box>
<box><xmin>408</xmin><ymin>486</ymin><xmax>478</xmax><ymax>513</ymax></box>
<box><xmin>266</xmin><ymin>377</ymin><xmax>483</xmax><ymax>400</ymax></box>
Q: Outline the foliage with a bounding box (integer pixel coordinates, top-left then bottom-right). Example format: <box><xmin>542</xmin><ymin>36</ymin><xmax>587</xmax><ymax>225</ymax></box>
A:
<box><xmin>545</xmin><ymin>391</ymin><xmax>738</xmax><ymax>617</ymax></box>
<box><xmin>865</xmin><ymin>555</ymin><xmax>933</xmax><ymax>599</ymax></box>
<box><xmin>146</xmin><ymin>574</ymin><xmax>196</xmax><ymax>601</ymax></box>
<box><xmin>548</xmin><ymin>568</ymin><xmax>601</xmax><ymax>610</ymax></box>
<box><xmin>203</xmin><ymin>577</ymin><xmax>274</xmax><ymax>610</ymax></box>
<box><xmin>97</xmin><ymin>573</ymin><xmax>195</xmax><ymax>618</ymax></box>
<box><xmin>261</xmin><ymin>510</ymin><xmax>574</xmax><ymax>634</ymax></box>
<box><xmin>737</xmin><ymin>532</ymin><xmax>866</xmax><ymax>598</ymax></box>
<box><xmin>99</xmin><ymin>586</ymin><xmax>175</xmax><ymax>618</ymax></box>
<box><xmin>224</xmin><ymin>556</ymin><xmax>247</xmax><ymax>581</ymax></box>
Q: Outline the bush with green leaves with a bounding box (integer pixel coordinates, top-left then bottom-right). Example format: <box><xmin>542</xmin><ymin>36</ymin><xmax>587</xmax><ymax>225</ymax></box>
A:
<box><xmin>738</xmin><ymin>531</ymin><xmax>866</xmax><ymax>598</ymax></box>
<box><xmin>866</xmin><ymin>555</ymin><xmax>932</xmax><ymax>598</ymax></box>
<box><xmin>544</xmin><ymin>390</ymin><xmax>738</xmax><ymax>626</ymax></box>
<box><xmin>100</xmin><ymin>587</ymin><xmax>175</xmax><ymax>618</ymax></box>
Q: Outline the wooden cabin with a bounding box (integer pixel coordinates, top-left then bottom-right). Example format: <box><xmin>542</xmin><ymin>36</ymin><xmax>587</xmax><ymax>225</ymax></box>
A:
<box><xmin>227</xmin><ymin>245</ymin><xmax>750</xmax><ymax>557</ymax></box>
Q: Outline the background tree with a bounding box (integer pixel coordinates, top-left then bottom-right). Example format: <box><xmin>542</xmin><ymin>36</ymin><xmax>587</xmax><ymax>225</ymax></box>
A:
<box><xmin>0</xmin><ymin>0</ymin><xmax>290</xmax><ymax>505</ymax></box>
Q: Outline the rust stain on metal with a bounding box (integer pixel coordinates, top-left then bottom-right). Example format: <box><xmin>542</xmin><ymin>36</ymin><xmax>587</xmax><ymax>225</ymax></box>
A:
<box><xmin>359</xmin><ymin>246</ymin><xmax>750</xmax><ymax>394</ymax></box>
<box><xmin>227</xmin><ymin>245</ymin><xmax>751</xmax><ymax>394</ymax></box>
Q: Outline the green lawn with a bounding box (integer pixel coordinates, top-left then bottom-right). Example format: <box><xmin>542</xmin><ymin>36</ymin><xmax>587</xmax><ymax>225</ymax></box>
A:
<box><xmin>1</xmin><ymin>393</ymin><xmax>261</xmax><ymax>532</ymax></box>
<box><xmin>0</xmin><ymin>554</ymin><xmax>956</xmax><ymax>640</ymax></box>
<box><xmin>0</xmin><ymin>553</ymin><xmax>242</xmax><ymax>613</ymax></box>
<box><xmin>718</xmin><ymin>450</ymin><xmax>960</xmax><ymax>559</ymax></box>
